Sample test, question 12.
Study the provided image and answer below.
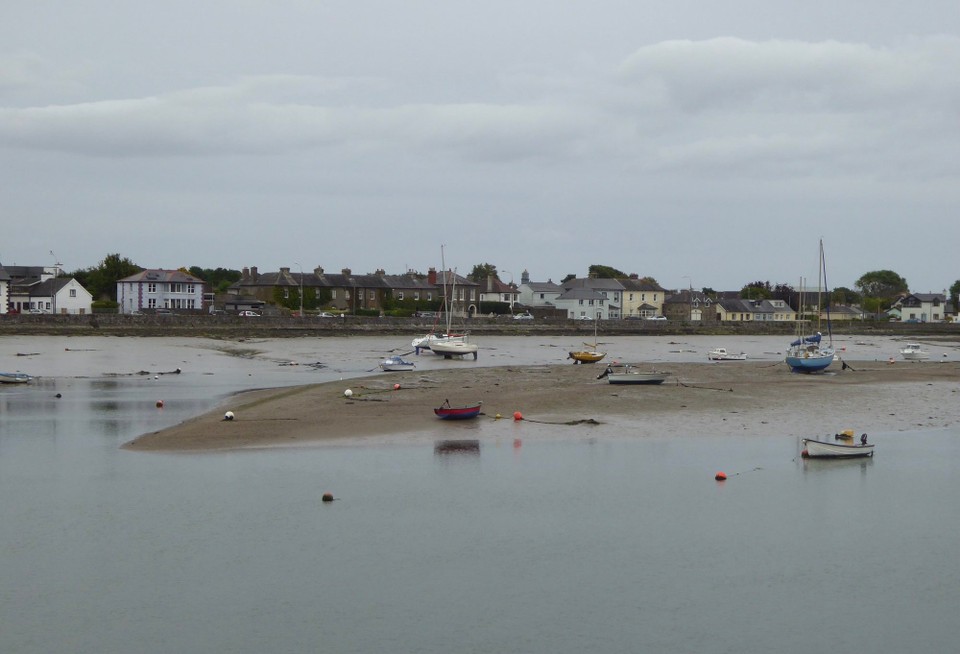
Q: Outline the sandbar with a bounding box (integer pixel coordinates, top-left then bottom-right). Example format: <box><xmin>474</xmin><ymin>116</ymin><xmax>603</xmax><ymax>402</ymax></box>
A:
<box><xmin>122</xmin><ymin>360</ymin><xmax>960</xmax><ymax>451</ymax></box>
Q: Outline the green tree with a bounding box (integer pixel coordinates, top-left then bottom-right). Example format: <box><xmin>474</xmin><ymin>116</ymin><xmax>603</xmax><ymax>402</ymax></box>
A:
<box><xmin>188</xmin><ymin>266</ymin><xmax>242</xmax><ymax>293</ymax></box>
<box><xmin>855</xmin><ymin>270</ymin><xmax>908</xmax><ymax>312</ymax></box>
<box><xmin>949</xmin><ymin>280</ymin><xmax>960</xmax><ymax>316</ymax></box>
<box><xmin>588</xmin><ymin>264</ymin><xmax>627</xmax><ymax>279</ymax></box>
<box><xmin>855</xmin><ymin>270</ymin><xmax>908</xmax><ymax>299</ymax></box>
<box><xmin>831</xmin><ymin>286</ymin><xmax>860</xmax><ymax>305</ymax></box>
<box><xmin>73</xmin><ymin>253</ymin><xmax>142</xmax><ymax>301</ymax></box>
<box><xmin>468</xmin><ymin>263</ymin><xmax>498</xmax><ymax>282</ymax></box>
<box><xmin>740</xmin><ymin>281</ymin><xmax>772</xmax><ymax>299</ymax></box>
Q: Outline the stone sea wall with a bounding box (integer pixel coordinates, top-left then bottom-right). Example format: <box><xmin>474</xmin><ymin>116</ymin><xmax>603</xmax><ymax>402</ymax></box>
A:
<box><xmin>1</xmin><ymin>313</ymin><xmax>956</xmax><ymax>339</ymax></box>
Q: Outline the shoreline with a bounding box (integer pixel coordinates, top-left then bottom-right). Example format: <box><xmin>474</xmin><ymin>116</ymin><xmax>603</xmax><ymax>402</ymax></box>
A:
<box><xmin>123</xmin><ymin>360</ymin><xmax>960</xmax><ymax>452</ymax></box>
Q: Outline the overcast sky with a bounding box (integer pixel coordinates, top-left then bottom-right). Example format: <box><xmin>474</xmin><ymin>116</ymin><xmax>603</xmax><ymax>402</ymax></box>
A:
<box><xmin>3</xmin><ymin>1</ymin><xmax>958</xmax><ymax>293</ymax></box>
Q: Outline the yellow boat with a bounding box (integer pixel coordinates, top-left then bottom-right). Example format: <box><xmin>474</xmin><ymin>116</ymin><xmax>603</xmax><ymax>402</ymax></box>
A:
<box><xmin>568</xmin><ymin>348</ymin><xmax>606</xmax><ymax>364</ymax></box>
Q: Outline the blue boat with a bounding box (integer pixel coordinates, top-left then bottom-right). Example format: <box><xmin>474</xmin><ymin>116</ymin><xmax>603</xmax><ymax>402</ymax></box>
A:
<box><xmin>785</xmin><ymin>241</ymin><xmax>835</xmax><ymax>373</ymax></box>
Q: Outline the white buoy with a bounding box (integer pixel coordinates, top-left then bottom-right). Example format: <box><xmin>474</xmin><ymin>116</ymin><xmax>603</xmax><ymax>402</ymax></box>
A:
<box><xmin>344</xmin><ymin>389</ymin><xmax>353</xmax><ymax>398</ymax></box>
<box><xmin>224</xmin><ymin>411</ymin><xmax>235</xmax><ymax>421</ymax></box>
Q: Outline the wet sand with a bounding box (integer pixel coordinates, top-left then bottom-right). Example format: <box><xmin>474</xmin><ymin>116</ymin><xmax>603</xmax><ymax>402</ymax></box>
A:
<box><xmin>122</xmin><ymin>359</ymin><xmax>960</xmax><ymax>451</ymax></box>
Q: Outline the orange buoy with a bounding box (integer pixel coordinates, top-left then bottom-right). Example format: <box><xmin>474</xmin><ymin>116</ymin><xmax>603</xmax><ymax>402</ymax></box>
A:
<box><xmin>155</xmin><ymin>400</ymin><xmax>164</xmax><ymax>408</ymax></box>
<box><xmin>715</xmin><ymin>472</ymin><xmax>727</xmax><ymax>481</ymax></box>
<box><xmin>513</xmin><ymin>438</ymin><xmax>522</xmax><ymax>449</ymax></box>
<box><xmin>513</xmin><ymin>411</ymin><xmax>523</xmax><ymax>421</ymax></box>
<box><xmin>393</xmin><ymin>383</ymin><xmax>401</xmax><ymax>390</ymax></box>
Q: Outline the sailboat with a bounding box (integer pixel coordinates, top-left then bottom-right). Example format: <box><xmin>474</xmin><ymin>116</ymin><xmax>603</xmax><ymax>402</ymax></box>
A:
<box><xmin>429</xmin><ymin>248</ymin><xmax>479</xmax><ymax>360</ymax></box>
<box><xmin>568</xmin><ymin>315</ymin><xmax>606</xmax><ymax>363</ymax></box>
<box><xmin>785</xmin><ymin>240</ymin><xmax>835</xmax><ymax>373</ymax></box>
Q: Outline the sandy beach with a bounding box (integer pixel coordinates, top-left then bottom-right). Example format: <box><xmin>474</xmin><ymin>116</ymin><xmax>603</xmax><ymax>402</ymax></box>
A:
<box><xmin>123</xmin><ymin>359</ymin><xmax>960</xmax><ymax>451</ymax></box>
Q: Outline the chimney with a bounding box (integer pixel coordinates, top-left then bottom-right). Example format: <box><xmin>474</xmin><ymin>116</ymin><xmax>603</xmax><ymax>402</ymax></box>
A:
<box><xmin>314</xmin><ymin>266</ymin><xmax>324</xmax><ymax>275</ymax></box>
<box><xmin>629</xmin><ymin>273</ymin><xmax>638</xmax><ymax>279</ymax></box>
<box><xmin>375</xmin><ymin>268</ymin><xmax>385</xmax><ymax>276</ymax></box>
<box><xmin>242</xmin><ymin>267</ymin><xmax>250</xmax><ymax>280</ymax></box>
<box><xmin>428</xmin><ymin>267</ymin><xmax>437</xmax><ymax>285</ymax></box>
<box><xmin>280</xmin><ymin>267</ymin><xmax>290</xmax><ymax>274</ymax></box>
<box><xmin>251</xmin><ymin>266</ymin><xmax>259</xmax><ymax>281</ymax></box>
<box><xmin>521</xmin><ymin>270</ymin><xmax>530</xmax><ymax>285</ymax></box>
<box><xmin>341</xmin><ymin>268</ymin><xmax>351</xmax><ymax>276</ymax></box>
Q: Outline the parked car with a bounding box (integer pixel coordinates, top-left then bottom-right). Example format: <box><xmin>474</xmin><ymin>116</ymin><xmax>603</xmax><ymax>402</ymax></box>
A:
<box><xmin>239</xmin><ymin>310</ymin><xmax>260</xmax><ymax>317</ymax></box>
<box><xmin>156</xmin><ymin>308</ymin><xmax>173</xmax><ymax>315</ymax></box>
<box><xmin>645</xmin><ymin>315</ymin><xmax>667</xmax><ymax>321</ymax></box>
<box><xmin>317</xmin><ymin>312</ymin><xmax>335</xmax><ymax>318</ymax></box>
<box><xmin>573</xmin><ymin>315</ymin><xmax>594</xmax><ymax>321</ymax></box>
<box><xmin>513</xmin><ymin>312</ymin><xmax>534</xmax><ymax>320</ymax></box>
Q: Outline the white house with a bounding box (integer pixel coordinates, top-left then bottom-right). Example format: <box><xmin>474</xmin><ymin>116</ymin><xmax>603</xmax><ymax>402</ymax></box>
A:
<box><xmin>2</xmin><ymin>265</ymin><xmax>93</xmax><ymax>314</ymax></box>
<box><xmin>0</xmin><ymin>266</ymin><xmax>9</xmax><ymax>314</ymax></box>
<box><xmin>516</xmin><ymin>270</ymin><xmax>563</xmax><ymax>308</ymax></box>
<box><xmin>896</xmin><ymin>293</ymin><xmax>947</xmax><ymax>322</ymax></box>
<box><xmin>117</xmin><ymin>269</ymin><xmax>207</xmax><ymax>314</ymax></box>
<box><xmin>554</xmin><ymin>287</ymin><xmax>611</xmax><ymax>320</ymax></box>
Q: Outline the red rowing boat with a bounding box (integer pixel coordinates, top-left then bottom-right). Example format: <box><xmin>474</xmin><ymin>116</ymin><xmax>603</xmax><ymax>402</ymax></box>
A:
<box><xmin>434</xmin><ymin>400</ymin><xmax>482</xmax><ymax>420</ymax></box>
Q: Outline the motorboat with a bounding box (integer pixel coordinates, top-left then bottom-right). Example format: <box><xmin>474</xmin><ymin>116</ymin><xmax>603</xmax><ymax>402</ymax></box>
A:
<box><xmin>598</xmin><ymin>364</ymin><xmax>669</xmax><ymax>385</ymax></box>
<box><xmin>899</xmin><ymin>343</ymin><xmax>930</xmax><ymax>361</ymax></box>
<box><xmin>0</xmin><ymin>372</ymin><xmax>32</xmax><ymax>384</ymax></box>
<box><xmin>379</xmin><ymin>356</ymin><xmax>415</xmax><ymax>372</ymax></box>
<box><xmin>707</xmin><ymin>348</ymin><xmax>747</xmax><ymax>361</ymax></box>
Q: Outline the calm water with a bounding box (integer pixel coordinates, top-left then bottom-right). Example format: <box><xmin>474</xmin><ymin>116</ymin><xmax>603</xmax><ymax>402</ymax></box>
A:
<box><xmin>2</xmin><ymin>335</ymin><xmax>959</xmax><ymax>653</ymax></box>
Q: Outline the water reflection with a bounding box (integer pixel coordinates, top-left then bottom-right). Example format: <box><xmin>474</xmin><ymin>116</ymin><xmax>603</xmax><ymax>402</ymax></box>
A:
<box><xmin>434</xmin><ymin>439</ymin><xmax>481</xmax><ymax>455</ymax></box>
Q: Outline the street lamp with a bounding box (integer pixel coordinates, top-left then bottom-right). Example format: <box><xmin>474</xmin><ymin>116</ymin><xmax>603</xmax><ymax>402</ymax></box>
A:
<box><xmin>294</xmin><ymin>262</ymin><xmax>304</xmax><ymax>317</ymax></box>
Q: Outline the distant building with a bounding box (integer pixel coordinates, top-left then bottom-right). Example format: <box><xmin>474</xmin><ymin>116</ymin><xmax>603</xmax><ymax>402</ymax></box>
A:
<box><xmin>516</xmin><ymin>270</ymin><xmax>562</xmax><ymax>309</ymax></box>
<box><xmin>117</xmin><ymin>269</ymin><xmax>207</xmax><ymax>314</ymax></box>
<box><xmin>619</xmin><ymin>276</ymin><xmax>667</xmax><ymax>319</ymax></box>
<box><xmin>2</xmin><ymin>264</ymin><xmax>93</xmax><ymax>314</ymax></box>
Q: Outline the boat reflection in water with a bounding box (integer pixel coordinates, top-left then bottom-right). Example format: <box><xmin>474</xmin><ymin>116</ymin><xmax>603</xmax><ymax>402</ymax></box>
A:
<box><xmin>433</xmin><ymin>439</ymin><xmax>481</xmax><ymax>455</ymax></box>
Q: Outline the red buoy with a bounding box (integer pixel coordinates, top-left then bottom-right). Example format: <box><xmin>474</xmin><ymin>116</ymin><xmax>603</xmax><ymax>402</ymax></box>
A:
<box><xmin>156</xmin><ymin>400</ymin><xmax>164</xmax><ymax>408</ymax></box>
<box><xmin>393</xmin><ymin>383</ymin><xmax>400</xmax><ymax>390</ymax></box>
<box><xmin>513</xmin><ymin>411</ymin><xmax>523</xmax><ymax>421</ymax></box>
<box><xmin>322</xmin><ymin>493</ymin><xmax>335</xmax><ymax>502</ymax></box>
<box><xmin>715</xmin><ymin>472</ymin><xmax>727</xmax><ymax>481</ymax></box>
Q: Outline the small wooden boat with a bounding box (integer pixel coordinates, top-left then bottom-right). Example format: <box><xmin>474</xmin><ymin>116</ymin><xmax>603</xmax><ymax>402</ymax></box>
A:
<box><xmin>0</xmin><ymin>372</ymin><xmax>32</xmax><ymax>384</ymax></box>
<box><xmin>434</xmin><ymin>400</ymin><xmax>482</xmax><ymax>420</ymax></box>
<box><xmin>802</xmin><ymin>436</ymin><xmax>874</xmax><ymax>459</ymax></box>
<box><xmin>379</xmin><ymin>356</ymin><xmax>415</xmax><ymax>372</ymax></box>
<box><xmin>598</xmin><ymin>364</ymin><xmax>668</xmax><ymax>385</ymax></box>
<box><xmin>707</xmin><ymin>348</ymin><xmax>747</xmax><ymax>361</ymax></box>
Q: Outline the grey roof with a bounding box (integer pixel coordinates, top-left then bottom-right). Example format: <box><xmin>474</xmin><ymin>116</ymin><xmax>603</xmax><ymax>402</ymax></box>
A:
<box><xmin>119</xmin><ymin>269</ymin><xmax>205</xmax><ymax>284</ymax></box>
<box><xmin>619</xmin><ymin>278</ymin><xmax>665</xmax><ymax>292</ymax></box>
<box><xmin>562</xmin><ymin>278</ymin><xmax>625</xmax><ymax>292</ymax></box>
<box><xmin>524</xmin><ymin>281</ymin><xmax>562</xmax><ymax>293</ymax></box>
<box><xmin>27</xmin><ymin>278</ymin><xmax>74</xmax><ymax>297</ymax></box>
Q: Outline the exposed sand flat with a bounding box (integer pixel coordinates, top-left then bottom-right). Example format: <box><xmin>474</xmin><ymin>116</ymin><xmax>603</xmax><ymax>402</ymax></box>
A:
<box><xmin>122</xmin><ymin>360</ymin><xmax>960</xmax><ymax>451</ymax></box>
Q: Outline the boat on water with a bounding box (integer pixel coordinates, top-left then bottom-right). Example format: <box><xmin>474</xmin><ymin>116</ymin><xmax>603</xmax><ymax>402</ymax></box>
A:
<box><xmin>899</xmin><ymin>343</ymin><xmax>930</xmax><ymax>361</ymax></box>
<box><xmin>569</xmin><ymin>316</ymin><xmax>606</xmax><ymax>363</ymax></box>
<box><xmin>707</xmin><ymin>348</ymin><xmax>747</xmax><ymax>361</ymax></box>
<box><xmin>0</xmin><ymin>372</ymin><xmax>32</xmax><ymax>384</ymax></box>
<box><xmin>434</xmin><ymin>400</ymin><xmax>483</xmax><ymax>420</ymax></box>
<box><xmin>786</xmin><ymin>240</ymin><xmax>835</xmax><ymax>373</ymax></box>
<box><xmin>379</xmin><ymin>356</ymin><xmax>415</xmax><ymax>372</ymax></box>
<box><xmin>802</xmin><ymin>435</ymin><xmax>874</xmax><ymax>459</ymax></box>
<box><xmin>598</xmin><ymin>364</ymin><xmax>669</xmax><ymax>385</ymax></box>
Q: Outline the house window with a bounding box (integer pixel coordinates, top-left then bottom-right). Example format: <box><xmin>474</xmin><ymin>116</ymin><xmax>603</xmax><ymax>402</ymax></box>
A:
<box><xmin>369</xmin><ymin>291</ymin><xmax>375</xmax><ymax>300</ymax></box>
<box><xmin>69</xmin><ymin>289</ymin><xmax>76</xmax><ymax>298</ymax></box>
<box><xmin>345</xmin><ymin>291</ymin><xmax>351</xmax><ymax>300</ymax></box>
<box><xmin>315</xmin><ymin>289</ymin><xmax>321</xmax><ymax>298</ymax></box>
<box><xmin>398</xmin><ymin>291</ymin><xmax>405</xmax><ymax>301</ymax></box>
<box><xmin>284</xmin><ymin>289</ymin><xmax>289</xmax><ymax>299</ymax></box>
<box><xmin>629</xmin><ymin>293</ymin><xmax>634</xmax><ymax>301</ymax></box>
<box><xmin>186</xmin><ymin>284</ymin><xmax>195</xmax><ymax>294</ymax></box>
<box><xmin>331</xmin><ymin>290</ymin><xmax>337</xmax><ymax>299</ymax></box>
<box><xmin>414</xmin><ymin>292</ymin><xmax>420</xmax><ymax>301</ymax></box>
<box><xmin>427</xmin><ymin>292</ymin><xmax>432</xmax><ymax>301</ymax></box>
<box><xmin>147</xmin><ymin>283</ymin><xmax>156</xmax><ymax>293</ymax></box>
<box><xmin>148</xmin><ymin>298</ymin><xmax>156</xmax><ymax>308</ymax></box>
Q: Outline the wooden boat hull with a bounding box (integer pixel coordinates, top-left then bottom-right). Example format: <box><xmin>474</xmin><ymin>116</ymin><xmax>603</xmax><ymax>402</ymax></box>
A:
<box><xmin>434</xmin><ymin>403</ymin><xmax>482</xmax><ymax>420</ymax></box>
<box><xmin>802</xmin><ymin>438</ymin><xmax>874</xmax><ymax>458</ymax></box>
